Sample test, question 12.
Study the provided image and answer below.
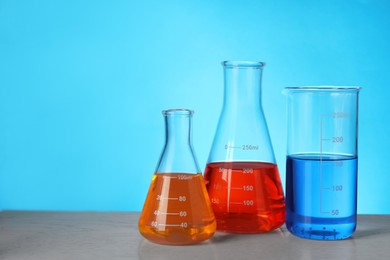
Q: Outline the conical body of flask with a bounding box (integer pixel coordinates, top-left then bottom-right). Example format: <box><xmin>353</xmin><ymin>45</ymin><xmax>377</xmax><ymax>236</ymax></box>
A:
<box><xmin>139</xmin><ymin>109</ymin><xmax>216</xmax><ymax>245</ymax></box>
<box><xmin>204</xmin><ymin>61</ymin><xmax>285</xmax><ymax>233</ymax></box>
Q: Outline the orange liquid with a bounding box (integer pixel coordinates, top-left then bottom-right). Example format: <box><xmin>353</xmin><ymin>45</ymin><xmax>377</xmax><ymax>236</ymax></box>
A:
<box><xmin>204</xmin><ymin>162</ymin><xmax>285</xmax><ymax>233</ymax></box>
<box><xmin>138</xmin><ymin>173</ymin><xmax>216</xmax><ymax>245</ymax></box>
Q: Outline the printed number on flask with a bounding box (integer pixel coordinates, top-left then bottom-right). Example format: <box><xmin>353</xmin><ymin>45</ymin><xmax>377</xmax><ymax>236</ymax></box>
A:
<box><xmin>243</xmin><ymin>185</ymin><xmax>254</xmax><ymax>191</ymax></box>
<box><xmin>243</xmin><ymin>200</ymin><xmax>254</xmax><ymax>206</ymax></box>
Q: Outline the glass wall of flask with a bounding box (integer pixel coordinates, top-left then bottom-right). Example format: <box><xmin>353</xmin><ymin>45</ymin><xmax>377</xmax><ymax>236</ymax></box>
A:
<box><xmin>283</xmin><ymin>86</ymin><xmax>361</xmax><ymax>240</ymax></box>
<box><xmin>138</xmin><ymin>109</ymin><xmax>216</xmax><ymax>245</ymax></box>
<box><xmin>204</xmin><ymin>61</ymin><xmax>285</xmax><ymax>233</ymax></box>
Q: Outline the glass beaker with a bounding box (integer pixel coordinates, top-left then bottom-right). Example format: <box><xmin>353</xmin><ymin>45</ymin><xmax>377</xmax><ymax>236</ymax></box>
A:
<box><xmin>138</xmin><ymin>109</ymin><xmax>216</xmax><ymax>245</ymax></box>
<box><xmin>283</xmin><ymin>86</ymin><xmax>361</xmax><ymax>240</ymax></box>
<box><xmin>204</xmin><ymin>61</ymin><xmax>285</xmax><ymax>233</ymax></box>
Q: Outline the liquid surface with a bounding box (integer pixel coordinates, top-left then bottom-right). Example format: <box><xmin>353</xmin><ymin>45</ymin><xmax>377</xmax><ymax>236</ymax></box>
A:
<box><xmin>286</xmin><ymin>154</ymin><xmax>357</xmax><ymax>240</ymax></box>
<box><xmin>204</xmin><ymin>162</ymin><xmax>285</xmax><ymax>233</ymax></box>
<box><xmin>138</xmin><ymin>173</ymin><xmax>216</xmax><ymax>245</ymax></box>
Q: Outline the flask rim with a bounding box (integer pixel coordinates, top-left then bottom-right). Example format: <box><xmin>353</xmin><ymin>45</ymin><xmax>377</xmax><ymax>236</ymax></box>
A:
<box><xmin>162</xmin><ymin>108</ymin><xmax>194</xmax><ymax>116</ymax></box>
<box><xmin>222</xmin><ymin>60</ymin><xmax>265</xmax><ymax>68</ymax></box>
<box><xmin>284</xmin><ymin>86</ymin><xmax>361</xmax><ymax>93</ymax></box>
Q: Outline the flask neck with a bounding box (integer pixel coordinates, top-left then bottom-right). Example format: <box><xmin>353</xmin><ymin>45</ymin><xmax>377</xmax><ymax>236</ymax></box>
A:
<box><xmin>156</xmin><ymin>109</ymin><xmax>200</xmax><ymax>174</ymax></box>
<box><xmin>164</xmin><ymin>113</ymin><xmax>192</xmax><ymax>148</ymax></box>
<box><xmin>206</xmin><ymin>61</ymin><xmax>276</xmax><ymax>164</ymax></box>
<box><xmin>223</xmin><ymin>63</ymin><xmax>264</xmax><ymax>110</ymax></box>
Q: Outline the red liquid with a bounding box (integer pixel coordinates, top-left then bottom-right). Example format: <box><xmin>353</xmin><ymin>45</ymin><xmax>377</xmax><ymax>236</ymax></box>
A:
<box><xmin>204</xmin><ymin>162</ymin><xmax>285</xmax><ymax>233</ymax></box>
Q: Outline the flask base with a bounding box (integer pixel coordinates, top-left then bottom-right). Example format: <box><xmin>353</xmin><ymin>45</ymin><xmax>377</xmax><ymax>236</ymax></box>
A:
<box><xmin>139</xmin><ymin>222</ymin><xmax>216</xmax><ymax>245</ymax></box>
<box><xmin>138</xmin><ymin>173</ymin><xmax>217</xmax><ymax>245</ymax></box>
<box><xmin>214</xmin><ymin>212</ymin><xmax>285</xmax><ymax>233</ymax></box>
<box><xmin>204</xmin><ymin>161</ymin><xmax>286</xmax><ymax>233</ymax></box>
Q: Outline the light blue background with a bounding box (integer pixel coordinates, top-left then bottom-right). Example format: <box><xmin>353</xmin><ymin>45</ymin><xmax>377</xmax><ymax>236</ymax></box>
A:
<box><xmin>1</xmin><ymin>0</ymin><xmax>389</xmax><ymax>213</ymax></box>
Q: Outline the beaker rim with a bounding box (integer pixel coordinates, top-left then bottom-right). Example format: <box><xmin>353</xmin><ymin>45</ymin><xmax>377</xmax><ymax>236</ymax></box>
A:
<box><xmin>222</xmin><ymin>60</ymin><xmax>266</xmax><ymax>68</ymax></box>
<box><xmin>284</xmin><ymin>86</ymin><xmax>361</xmax><ymax>93</ymax></box>
<box><xmin>162</xmin><ymin>109</ymin><xmax>194</xmax><ymax>116</ymax></box>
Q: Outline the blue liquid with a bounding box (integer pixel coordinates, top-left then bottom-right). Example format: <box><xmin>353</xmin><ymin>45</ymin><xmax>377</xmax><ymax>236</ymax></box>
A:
<box><xmin>286</xmin><ymin>154</ymin><xmax>357</xmax><ymax>240</ymax></box>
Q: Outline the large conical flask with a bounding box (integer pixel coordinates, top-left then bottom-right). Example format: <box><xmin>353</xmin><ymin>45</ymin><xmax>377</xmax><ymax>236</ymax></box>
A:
<box><xmin>204</xmin><ymin>61</ymin><xmax>285</xmax><ymax>233</ymax></box>
<box><xmin>139</xmin><ymin>109</ymin><xmax>216</xmax><ymax>245</ymax></box>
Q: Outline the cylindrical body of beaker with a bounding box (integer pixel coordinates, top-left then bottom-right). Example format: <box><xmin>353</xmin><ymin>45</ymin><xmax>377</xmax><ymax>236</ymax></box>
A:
<box><xmin>283</xmin><ymin>86</ymin><xmax>361</xmax><ymax>240</ymax></box>
<box><xmin>204</xmin><ymin>61</ymin><xmax>285</xmax><ymax>233</ymax></box>
<box><xmin>138</xmin><ymin>109</ymin><xmax>216</xmax><ymax>245</ymax></box>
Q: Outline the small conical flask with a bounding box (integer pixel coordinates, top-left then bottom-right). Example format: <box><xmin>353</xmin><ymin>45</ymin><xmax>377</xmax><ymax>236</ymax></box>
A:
<box><xmin>139</xmin><ymin>109</ymin><xmax>216</xmax><ymax>245</ymax></box>
<box><xmin>204</xmin><ymin>61</ymin><xmax>285</xmax><ymax>233</ymax></box>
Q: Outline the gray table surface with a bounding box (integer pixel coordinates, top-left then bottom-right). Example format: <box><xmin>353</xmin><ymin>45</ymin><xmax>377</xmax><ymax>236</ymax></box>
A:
<box><xmin>0</xmin><ymin>211</ymin><xmax>389</xmax><ymax>260</ymax></box>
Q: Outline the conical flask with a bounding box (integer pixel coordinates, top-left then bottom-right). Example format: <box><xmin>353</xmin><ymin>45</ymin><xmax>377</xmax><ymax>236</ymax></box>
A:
<box><xmin>139</xmin><ymin>109</ymin><xmax>216</xmax><ymax>245</ymax></box>
<box><xmin>204</xmin><ymin>61</ymin><xmax>285</xmax><ymax>233</ymax></box>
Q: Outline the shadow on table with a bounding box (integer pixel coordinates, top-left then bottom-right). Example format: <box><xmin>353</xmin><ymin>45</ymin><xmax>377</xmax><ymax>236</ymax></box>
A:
<box><xmin>209</xmin><ymin>227</ymin><xmax>286</xmax><ymax>243</ymax></box>
<box><xmin>138</xmin><ymin>238</ymin><xmax>218</xmax><ymax>260</ymax></box>
<box><xmin>352</xmin><ymin>227</ymin><xmax>390</xmax><ymax>239</ymax></box>
<box><xmin>138</xmin><ymin>228</ymin><xmax>286</xmax><ymax>260</ymax></box>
